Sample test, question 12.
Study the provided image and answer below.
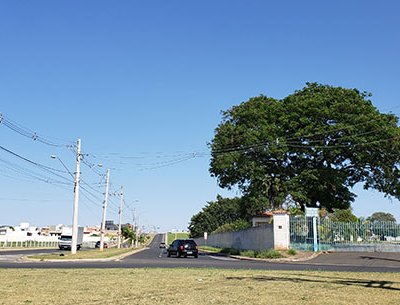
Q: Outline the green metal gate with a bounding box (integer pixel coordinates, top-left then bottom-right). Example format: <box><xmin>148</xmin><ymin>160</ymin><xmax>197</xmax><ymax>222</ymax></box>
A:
<box><xmin>290</xmin><ymin>217</ymin><xmax>400</xmax><ymax>251</ymax></box>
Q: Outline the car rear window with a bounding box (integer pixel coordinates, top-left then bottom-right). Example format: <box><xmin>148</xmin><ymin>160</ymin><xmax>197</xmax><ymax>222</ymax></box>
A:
<box><xmin>185</xmin><ymin>240</ymin><xmax>197</xmax><ymax>246</ymax></box>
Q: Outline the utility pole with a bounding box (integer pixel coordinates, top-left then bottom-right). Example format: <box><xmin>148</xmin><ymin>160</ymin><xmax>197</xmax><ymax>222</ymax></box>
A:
<box><xmin>71</xmin><ymin>138</ymin><xmax>81</xmax><ymax>255</ymax></box>
<box><xmin>117</xmin><ymin>186</ymin><xmax>123</xmax><ymax>248</ymax></box>
<box><xmin>132</xmin><ymin>208</ymin><xmax>136</xmax><ymax>248</ymax></box>
<box><xmin>100</xmin><ymin>169</ymin><xmax>110</xmax><ymax>251</ymax></box>
<box><xmin>135</xmin><ymin>213</ymin><xmax>140</xmax><ymax>247</ymax></box>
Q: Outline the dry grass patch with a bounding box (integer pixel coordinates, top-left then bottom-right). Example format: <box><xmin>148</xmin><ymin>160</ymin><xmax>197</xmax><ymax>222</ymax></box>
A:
<box><xmin>0</xmin><ymin>268</ymin><xmax>399</xmax><ymax>304</ymax></box>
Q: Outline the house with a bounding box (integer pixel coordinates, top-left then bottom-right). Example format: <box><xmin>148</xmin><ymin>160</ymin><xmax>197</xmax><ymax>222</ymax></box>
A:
<box><xmin>105</xmin><ymin>220</ymin><xmax>118</xmax><ymax>231</ymax></box>
<box><xmin>252</xmin><ymin>210</ymin><xmax>289</xmax><ymax>227</ymax></box>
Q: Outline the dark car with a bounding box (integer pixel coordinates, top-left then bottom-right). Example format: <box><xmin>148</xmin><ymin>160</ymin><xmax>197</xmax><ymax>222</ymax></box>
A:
<box><xmin>167</xmin><ymin>239</ymin><xmax>198</xmax><ymax>258</ymax></box>
<box><xmin>95</xmin><ymin>241</ymin><xmax>108</xmax><ymax>248</ymax></box>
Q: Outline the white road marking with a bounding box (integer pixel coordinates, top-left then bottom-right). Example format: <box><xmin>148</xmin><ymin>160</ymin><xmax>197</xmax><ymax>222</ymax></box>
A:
<box><xmin>208</xmin><ymin>255</ymin><xmax>237</xmax><ymax>261</ymax></box>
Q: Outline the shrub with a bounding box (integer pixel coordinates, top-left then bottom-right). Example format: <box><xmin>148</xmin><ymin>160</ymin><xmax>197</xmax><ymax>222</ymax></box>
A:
<box><xmin>287</xmin><ymin>249</ymin><xmax>297</xmax><ymax>256</ymax></box>
<box><xmin>212</xmin><ymin>219</ymin><xmax>251</xmax><ymax>234</ymax></box>
<box><xmin>220</xmin><ymin>248</ymin><xmax>240</xmax><ymax>255</ymax></box>
<box><xmin>240</xmin><ymin>250</ymin><xmax>256</xmax><ymax>258</ymax></box>
<box><xmin>256</xmin><ymin>249</ymin><xmax>283</xmax><ymax>259</ymax></box>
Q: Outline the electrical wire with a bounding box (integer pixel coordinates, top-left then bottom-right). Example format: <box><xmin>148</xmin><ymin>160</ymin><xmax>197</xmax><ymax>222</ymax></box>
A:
<box><xmin>0</xmin><ymin>113</ymin><xmax>74</xmax><ymax>147</ymax></box>
<box><xmin>0</xmin><ymin>145</ymin><xmax>68</xmax><ymax>174</ymax></box>
<box><xmin>0</xmin><ymin>157</ymin><xmax>72</xmax><ymax>186</ymax></box>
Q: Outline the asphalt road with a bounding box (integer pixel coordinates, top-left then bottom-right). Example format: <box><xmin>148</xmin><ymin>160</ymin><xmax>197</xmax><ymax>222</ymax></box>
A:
<box><xmin>1</xmin><ymin>234</ymin><xmax>400</xmax><ymax>273</ymax></box>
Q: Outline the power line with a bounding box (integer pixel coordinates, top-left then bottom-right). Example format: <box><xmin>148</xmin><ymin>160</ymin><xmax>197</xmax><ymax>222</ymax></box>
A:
<box><xmin>0</xmin><ymin>157</ymin><xmax>72</xmax><ymax>186</ymax></box>
<box><xmin>0</xmin><ymin>145</ymin><xmax>73</xmax><ymax>183</ymax></box>
<box><xmin>208</xmin><ymin>116</ymin><xmax>400</xmax><ymax>157</ymax></box>
<box><xmin>285</xmin><ymin>135</ymin><xmax>400</xmax><ymax>150</ymax></box>
<box><xmin>0</xmin><ymin>145</ymin><xmax>67</xmax><ymax>174</ymax></box>
<box><xmin>0</xmin><ymin>113</ymin><xmax>73</xmax><ymax>147</ymax></box>
<box><xmin>138</xmin><ymin>154</ymin><xmax>201</xmax><ymax>171</ymax></box>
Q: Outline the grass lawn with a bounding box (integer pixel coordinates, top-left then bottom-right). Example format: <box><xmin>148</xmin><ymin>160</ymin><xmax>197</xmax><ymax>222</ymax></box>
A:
<box><xmin>0</xmin><ymin>268</ymin><xmax>399</xmax><ymax>305</ymax></box>
<box><xmin>28</xmin><ymin>248</ymin><xmax>137</xmax><ymax>260</ymax></box>
<box><xmin>166</xmin><ymin>232</ymin><xmax>189</xmax><ymax>244</ymax></box>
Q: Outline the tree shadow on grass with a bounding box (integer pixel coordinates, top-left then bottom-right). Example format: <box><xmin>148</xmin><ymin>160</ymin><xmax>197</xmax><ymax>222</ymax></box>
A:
<box><xmin>225</xmin><ymin>274</ymin><xmax>400</xmax><ymax>291</ymax></box>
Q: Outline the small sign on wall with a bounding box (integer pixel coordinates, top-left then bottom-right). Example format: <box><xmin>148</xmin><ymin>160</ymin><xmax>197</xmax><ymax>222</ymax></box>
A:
<box><xmin>305</xmin><ymin>207</ymin><xmax>319</xmax><ymax>218</ymax></box>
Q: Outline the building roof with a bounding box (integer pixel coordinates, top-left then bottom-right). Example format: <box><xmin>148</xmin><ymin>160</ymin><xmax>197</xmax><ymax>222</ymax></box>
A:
<box><xmin>252</xmin><ymin>210</ymin><xmax>289</xmax><ymax>218</ymax></box>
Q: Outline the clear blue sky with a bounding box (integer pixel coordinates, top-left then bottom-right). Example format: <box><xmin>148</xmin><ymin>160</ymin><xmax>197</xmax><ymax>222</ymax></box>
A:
<box><xmin>1</xmin><ymin>1</ymin><xmax>399</xmax><ymax>232</ymax></box>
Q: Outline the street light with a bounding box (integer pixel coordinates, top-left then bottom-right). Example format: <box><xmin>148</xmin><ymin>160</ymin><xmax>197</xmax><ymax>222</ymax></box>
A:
<box><xmin>126</xmin><ymin>201</ymin><xmax>140</xmax><ymax>247</ymax></box>
<box><xmin>50</xmin><ymin>155</ymin><xmax>75</xmax><ymax>179</ymax></box>
<box><xmin>51</xmin><ymin>139</ymin><xmax>81</xmax><ymax>255</ymax></box>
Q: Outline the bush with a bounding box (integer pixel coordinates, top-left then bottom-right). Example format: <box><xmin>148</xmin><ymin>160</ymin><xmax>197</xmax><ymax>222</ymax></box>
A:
<box><xmin>287</xmin><ymin>249</ymin><xmax>297</xmax><ymax>256</ymax></box>
<box><xmin>220</xmin><ymin>248</ymin><xmax>240</xmax><ymax>255</ymax></box>
<box><xmin>256</xmin><ymin>249</ymin><xmax>283</xmax><ymax>259</ymax></box>
<box><xmin>240</xmin><ymin>250</ymin><xmax>256</xmax><ymax>258</ymax></box>
<box><xmin>212</xmin><ymin>219</ymin><xmax>251</xmax><ymax>234</ymax></box>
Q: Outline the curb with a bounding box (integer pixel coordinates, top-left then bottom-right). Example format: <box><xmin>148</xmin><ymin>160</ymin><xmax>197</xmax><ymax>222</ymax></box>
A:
<box><xmin>227</xmin><ymin>251</ymin><xmax>322</xmax><ymax>263</ymax></box>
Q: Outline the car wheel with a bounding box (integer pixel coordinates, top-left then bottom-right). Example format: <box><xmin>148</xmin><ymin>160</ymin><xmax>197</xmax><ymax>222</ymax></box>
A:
<box><xmin>194</xmin><ymin>254</ymin><xmax>198</xmax><ymax>258</ymax></box>
<box><xmin>176</xmin><ymin>251</ymin><xmax>181</xmax><ymax>258</ymax></box>
<box><xmin>167</xmin><ymin>251</ymin><xmax>171</xmax><ymax>257</ymax></box>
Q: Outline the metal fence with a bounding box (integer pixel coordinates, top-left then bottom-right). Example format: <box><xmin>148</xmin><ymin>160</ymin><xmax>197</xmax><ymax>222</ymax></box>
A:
<box><xmin>290</xmin><ymin>217</ymin><xmax>400</xmax><ymax>251</ymax></box>
<box><xmin>0</xmin><ymin>240</ymin><xmax>58</xmax><ymax>248</ymax></box>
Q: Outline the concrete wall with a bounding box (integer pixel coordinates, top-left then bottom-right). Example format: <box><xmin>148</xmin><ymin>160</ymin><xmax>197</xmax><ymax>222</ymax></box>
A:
<box><xmin>195</xmin><ymin>224</ymin><xmax>274</xmax><ymax>251</ymax></box>
<box><xmin>273</xmin><ymin>214</ymin><xmax>290</xmax><ymax>250</ymax></box>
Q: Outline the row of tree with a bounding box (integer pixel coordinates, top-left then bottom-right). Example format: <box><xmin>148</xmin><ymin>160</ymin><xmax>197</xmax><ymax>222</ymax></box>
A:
<box><xmin>190</xmin><ymin>83</ymin><xmax>400</xmax><ymax>237</ymax></box>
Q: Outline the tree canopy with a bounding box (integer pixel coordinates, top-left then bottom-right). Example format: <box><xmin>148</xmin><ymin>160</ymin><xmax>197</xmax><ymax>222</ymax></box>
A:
<box><xmin>329</xmin><ymin>209</ymin><xmax>359</xmax><ymax>222</ymax></box>
<box><xmin>367</xmin><ymin>212</ymin><xmax>397</xmax><ymax>222</ymax></box>
<box><xmin>188</xmin><ymin>195</ymin><xmax>244</xmax><ymax>238</ymax></box>
<box><xmin>209</xmin><ymin>83</ymin><xmax>400</xmax><ymax>216</ymax></box>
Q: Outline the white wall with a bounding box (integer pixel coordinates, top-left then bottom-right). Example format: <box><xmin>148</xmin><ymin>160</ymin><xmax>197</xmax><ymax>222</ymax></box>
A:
<box><xmin>273</xmin><ymin>214</ymin><xmax>290</xmax><ymax>250</ymax></box>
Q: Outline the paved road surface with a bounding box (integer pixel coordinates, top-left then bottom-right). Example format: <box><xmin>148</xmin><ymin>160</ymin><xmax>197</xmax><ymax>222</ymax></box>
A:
<box><xmin>1</xmin><ymin>234</ymin><xmax>400</xmax><ymax>272</ymax></box>
<box><xmin>306</xmin><ymin>251</ymin><xmax>400</xmax><ymax>268</ymax></box>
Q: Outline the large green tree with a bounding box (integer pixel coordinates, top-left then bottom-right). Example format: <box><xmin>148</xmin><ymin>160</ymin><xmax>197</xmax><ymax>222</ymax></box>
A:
<box><xmin>209</xmin><ymin>83</ymin><xmax>400</xmax><ymax>215</ymax></box>
<box><xmin>367</xmin><ymin>212</ymin><xmax>397</xmax><ymax>222</ymax></box>
<box><xmin>189</xmin><ymin>196</ymin><xmax>244</xmax><ymax>238</ymax></box>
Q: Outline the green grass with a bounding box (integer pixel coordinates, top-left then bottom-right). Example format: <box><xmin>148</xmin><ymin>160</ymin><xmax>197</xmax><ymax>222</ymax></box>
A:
<box><xmin>1</xmin><ymin>268</ymin><xmax>399</xmax><ymax>304</ymax></box>
<box><xmin>198</xmin><ymin>245</ymin><xmax>222</xmax><ymax>253</ymax></box>
<box><xmin>199</xmin><ymin>246</ymin><xmax>299</xmax><ymax>260</ymax></box>
<box><xmin>220</xmin><ymin>247</ymin><xmax>240</xmax><ymax>255</ymax></box>
<box><xmin>166</xmin><ymin>232</ymin><xmax>189</xmax><ymax>244</ymax></box>
<box><xmin>28</xmin><ymin>248</ymin><xmax>137</xmax><ymax>260</ymax></box>
<box><xmin>255</xmin><ymin>249</ymin><xmax>283</xmax><ymax>259</ymax></box>
<box><xmin>240</xmin><ymin>250</ymin><xmax>257</xmax><ymax>258</ymax></box>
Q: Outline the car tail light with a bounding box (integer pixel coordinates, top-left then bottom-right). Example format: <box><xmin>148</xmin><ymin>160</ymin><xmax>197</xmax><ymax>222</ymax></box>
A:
<box><xmin>179</xmin><ymin>245</ymin><xmax>184</xmax><ymax>250</ymax></box>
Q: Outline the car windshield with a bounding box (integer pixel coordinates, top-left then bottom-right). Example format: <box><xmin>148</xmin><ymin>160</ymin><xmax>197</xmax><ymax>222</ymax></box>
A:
<box><xmin>60</xmin><ymin>236</ymin><xmax>72</xmax><ymax>241</ymax></box>
<box><xmin>185</xmin><ymin>240</ymin><xmax>196</xmax><ymax>246</ymax></box>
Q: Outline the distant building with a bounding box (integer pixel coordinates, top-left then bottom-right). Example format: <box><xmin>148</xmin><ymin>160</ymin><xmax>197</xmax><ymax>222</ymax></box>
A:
<box><xmin>105</xmin><ymin>220</ymin><xmax>118</xmax><ymax>231</ymax></box>
<box><xmin>0</xmin><ymin>226</ymin><xmax>14</xmax><ymax>235</ymax></box>
<box><xmin>0</xmin><ymin>223</ymin><xmax>40</xmax><ymax>237</ymax></box>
